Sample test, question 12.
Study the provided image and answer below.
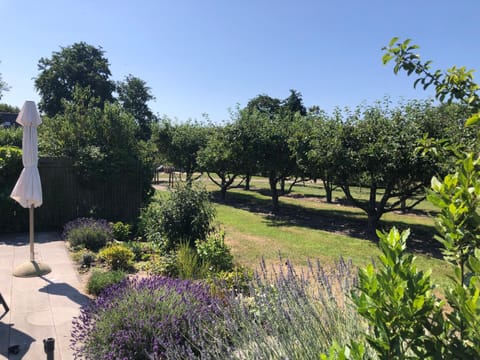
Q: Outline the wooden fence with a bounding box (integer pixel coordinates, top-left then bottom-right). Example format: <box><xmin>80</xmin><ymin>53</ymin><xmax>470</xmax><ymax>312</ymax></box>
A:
<box><xmin>2</xmin><ymin>157</ymin><xmax>145</xmax><ymax>232</ymax></box>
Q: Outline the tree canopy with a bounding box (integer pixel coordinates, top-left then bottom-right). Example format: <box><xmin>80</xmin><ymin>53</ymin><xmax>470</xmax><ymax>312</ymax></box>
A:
<box><xmin>0</xmin><ymin>63</ymin><xmax>10</xmax><ymax>100</ymax></box>
<box><xmin>117</xmin><ymin>74</ymin><xmax>156</xmax><ymax>140</ymax></box>
<box><xmin>35</xmin><ymin>42</ymin><xmax>115</xmax><ymax>117</ymax></box>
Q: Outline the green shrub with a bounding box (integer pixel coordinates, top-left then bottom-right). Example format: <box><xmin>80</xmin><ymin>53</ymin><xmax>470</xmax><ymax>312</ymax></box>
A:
<box><xmin>63</xmin><ymin>218</ymin><xmax>112</xmax><ymax>251</ymax></box>
<box><xmin>87</xmin><ymin>269</ymin><xmax>126</xmax><ymax>296</ymax></box>
<box><xmin>176</xmin><ymin>242</ymin><xmax>210</xmax><ymax>280</ymax></box>
<box><xmin>0</xmin><ymin>146</ymin><xmax>23</xmax><ymax>231</ymax></box>
<box><xmin>140</xmin><ymin>183</ymin><xmax>215</xmax><ymax>253</ymax></box>
<box><xmin>196</xmin><ymin>230</ymin><xmax>234</xmax><ymax>272</ymax></box>
<box><xmin>208</xmin><ymin>265</ymin><xmax>254</xmax><ymax>294</ymax></box>
<box><xmin>98</xmin><ymin>244</ymin><xmax>135</xmax><ymax>271</ymax></box>
<box><xmin>147</xmin><ymin>253</ymin><xmax>178</xmax><ymax>277</ymax></box>
<box><xmin>125</xmin><ymin>239</ymin><xmax>158</xmax><ymax>262</ymax></box>
<box><xmin>0</xmin><ymin>127</ymin><xmax>22</xmax><ymax>147</ymax></box>
<box><xmin>112</xmin><ymin>221</ymin><xmax>132</xmax><ymax>241</ymax></box>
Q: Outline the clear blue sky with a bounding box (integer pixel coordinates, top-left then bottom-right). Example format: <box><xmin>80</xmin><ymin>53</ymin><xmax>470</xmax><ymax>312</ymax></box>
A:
<box><xmin>1</xmin><ymin>0</ymin><xmax>479</xmax><ymax>122</ymax></box>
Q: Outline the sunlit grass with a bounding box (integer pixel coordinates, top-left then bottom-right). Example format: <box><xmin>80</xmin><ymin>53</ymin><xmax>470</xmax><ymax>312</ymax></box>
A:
<box><xmin>154</xmin><ymin>174</ymin><xmax>452</xmax><ymax>286</ymax></box>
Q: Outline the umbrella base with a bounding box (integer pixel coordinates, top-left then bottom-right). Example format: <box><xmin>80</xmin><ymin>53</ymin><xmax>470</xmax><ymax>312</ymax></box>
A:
<box><xmin>13</xmin><ymin>261</ymin><xmax>51</xmax><ymax>277</ymax></box>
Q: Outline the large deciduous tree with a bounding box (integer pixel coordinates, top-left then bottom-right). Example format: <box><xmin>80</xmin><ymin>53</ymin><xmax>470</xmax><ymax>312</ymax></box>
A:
<box><xmin>35</xmin><ymin>42</ymin><xmax>115</xmax><ymax>116</ymax></box>
<box><xmin>197</xmin><ymin>124</ymin><xmax>243</xmax><ymax>201</ymax></box>
<box><xmin>39</xmin><ymin>87</ymin><xmax>153</xmax><ymax>200</ymax></box>
<box><xmin>291</xmin><ymin>108</ymin><xmax>342</xmax><ymax>203</ymax></box>
<box><xmin>282</xmin><ymin>89</ymin><xmax>307</xmax><ymax>116</ymax></box>
<box><xmin>334</xmin><ymin>100</ymin><xmax>444</xmax><ymax>235</ymax></box>
<box><xmin>155</xmin><ymin>119</ymin><xmax>211</xmax><ymax>182</ymax></box>
<box><xmin>117</xmin><ymin>74</ymin><xmax>156</xmax><ymax>141</ymax></box>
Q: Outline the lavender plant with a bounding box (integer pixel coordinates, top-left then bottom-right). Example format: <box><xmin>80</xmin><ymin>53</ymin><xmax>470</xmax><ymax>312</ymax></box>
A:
<box><xmin>201</xmin><ymin>258</ymin><xmax>372</xmax><ymax>359</ymax></box>
<box><xmin>63</xmin><ymin>217</ymin><xmax>113</xmax><ymax>251</ymax></box>
<box><xmin>71</xmin><ymin>276</ymin><xmax>226</xmax><ymax>360</ymax></box>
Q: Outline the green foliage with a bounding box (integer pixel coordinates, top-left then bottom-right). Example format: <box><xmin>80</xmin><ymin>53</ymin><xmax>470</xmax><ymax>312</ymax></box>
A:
<box><xmin>0</xmin><ymin>103</ymin><xmax>19</xmax><ymax>113</ymax></box>
<box><xmin>64</xmin><ymin>219</ymin><xmax>112</xmax><ymax>251</ymax></box>
<box><xmin>140</xmin><ymin>183</ymin><xmax>216</xmax><ymax>252</ymax></box>
<box><xmin>175</xmin><ymin>242</ymin><xmax>209</xmax><ymax>280</ymax></box>
<box><xmin>98</xmin><ymin>244</ymin><xmax>135</xmax><ymax>271</ymax></box>
<box><xmin>35</xmin><ymin>42</ymin><xmax>115</xmax><ymax>117</ymax></box>
<box><xmin>147</xmin><ymin>252</ymin><xmax>179</xmax><ymax>277</ymax></box>
<box><xmin>196</xmin><ymin>230</ymin><xmax>234</xmax><ymax>272</ymax></box>
<box><xmin>111</xmin><ymin>221</ymin><xmax>132</xmax><ymax>242</ymax></box>
<box><xmin>155</xmin><ymin>119</ymin><xmax>211</xmax><ymax>181</ymax></box>
<box><xmin>352</xmin><ymin>228</ymin><xmax>443</xmax><ymax>359</ymax></box>
<box><xmin>383</xmin><ymin>38</ymin><xmax>480</xmax><ymax>112</ymax></box>
<box><xmin>117</xmin><ymin>74</ymin><xmax>156</xmax><ymax>141</ymax></box>
<box><xmin>0</xmin><ymin>146</ymin><xmax>24</xmax><ymax>231</ymax></box>
<box><xmin>87</xmin><ymin>269</ymin><xmax>126</xmax><ymax>296</ymax></box>
<box><xmin>0</xmin><ymin>126</ymin><xmax>22</xmax><ymax>147</ymax></box>
<box><xmin>324</xmin><ymin>37</ymin><xmax>480</xmax><ymax>360</ymax></box>
<box><xmin>39</xmin><ymin>87</ymin><xmax>154</xmax><ymax>202</ymax></box>
<box><xmin>197</xmin><ymin>124</ymin><xmax>243</xmax><ymax>201</ymax></box>
<box><xmin>208</xmin><ymin>265</ymin><xmax>254</xmax><ymax>294</ymax></box>
<box><xmin>427</xmin><ymin>153</ymin><xmax>480</xmax><ymax>357</ymax></box>
<box><xmin>0</xmin><ymin>146</ymin><xmax>22</xmax><ymax>184</ymax></box>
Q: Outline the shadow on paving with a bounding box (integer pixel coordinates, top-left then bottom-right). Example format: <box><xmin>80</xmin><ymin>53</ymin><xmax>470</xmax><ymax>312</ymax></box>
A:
<box><xmin>0</xmin><ymin>322</ymin><xmax>35</xmax><ymax>359</ymax></box>
<box><xmin>39</xmin><ymin>276</ymin><xmax>90</xmax><ymax>307</ymax></box>
<box><xmin>212</xmin><ymin>189</ymin><xmax>442</xmax><ymax>259</ymax></box>
<box><xmin>0</xmin><ymin>232</ymin><xmax>61</xmax><ymax>246</ymax></box>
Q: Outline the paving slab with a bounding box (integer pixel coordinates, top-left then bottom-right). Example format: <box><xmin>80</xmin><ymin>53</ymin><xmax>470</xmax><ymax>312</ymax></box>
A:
<box><xmin>0</xmin><ymin>232</ymin><xmax>90</xmax><ymax>360</ymax></box>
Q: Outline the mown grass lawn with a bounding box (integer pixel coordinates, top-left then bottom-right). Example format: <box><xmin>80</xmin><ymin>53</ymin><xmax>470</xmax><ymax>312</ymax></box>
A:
<box><xmin>155</xmin><ymin>175</ymin><xmax>454</xmax><ymax>287</ymax></box>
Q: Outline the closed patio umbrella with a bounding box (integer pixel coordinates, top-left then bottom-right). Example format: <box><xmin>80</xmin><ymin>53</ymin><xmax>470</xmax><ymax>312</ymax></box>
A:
<box><xmin>11</xmin><ymin>101</ymin><xmax>51</xmax><ymax>277</ymax></box>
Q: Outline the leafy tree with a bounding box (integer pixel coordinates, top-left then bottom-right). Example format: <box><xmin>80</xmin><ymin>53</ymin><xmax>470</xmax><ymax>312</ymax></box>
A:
<box><xmin>383</xmin><ymin>37</ymin><xmax>480</xmax><ymax>112</ymax></box>
<box><xmin>323</xmin><ymin>37</ymin><xmax>480</xmax><ymax>360</ymax></box>
<box><xmin>251</xmin><ymin>109</ymin><xmax>300</xmax><ymax>212</ymax></box>
<box><xmin>39</xmin><ymin>87</ymin><xmax>153</xmax><ymax>200</ymax></box>
<box><xmin>335</xmin><ymin>100</ymin><xmax>441</xmax><ymax>235</ymax></box>
<box><xmin>197</xmin><ymin>124</ymin><xmax>243</xmax><ymax>201</ymax></box>
<box><xmin>0</xmin><ymin>104</ymin><xmax>19</xmax><ymax>113</ymax></box>
<box><xmin>245</xmin><ymin>94</ymin><xmax>281</xmax><ymax>117</ymax></box>
<box><xmin>282</xmin><ymin>89</ymin><xmax>307</xmax><ymax>116</ymax></box>
<box><xmin>116</xmin><ymin>74</ymin><xmax>156</xmax><ymax>141</ymax></box>
<box><xmin>35</xmin><ymin>42</ymin><xmax>115</xmax><ymax>116</ymax></box>
<box><xmin>291</xmin><ymin>108</ymin><xmax>342</xmax><ymax>203</ymax></box>
<box><xmin>155</xmin><ymin>119</ymin><xmax>211</xmax><ymax>182</ymax></box>
<box><xmin>228</xmin><ymin>107</ymin><xmax>262</xmax><ymax>190</ymax></box>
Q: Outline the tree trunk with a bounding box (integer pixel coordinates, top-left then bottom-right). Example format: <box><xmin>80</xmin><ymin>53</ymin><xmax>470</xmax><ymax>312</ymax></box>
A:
<box><xmin>220</xmin><ymin>184</ymin><xmax>227</xmax><ymax>202</ymax></box>
<box><xmin>269</xmin><ymin>175</ymin><xmax>280</xmax><ymax>213</ymax></box>
<box><xmin>366</xmin><ymin>212</ymin><xmax>380</xmax><ymax>239</ymax></box>
<box><xmin>280</xmin><ymin>177</ymin><xmax>286</xmax><ymax>195</ymax></box>
<box><xmin>401</xmin><ymin>196</ymin><xmax>407</xmax><ymax>213</ymax></box>
<box><xmin>323</xmin><ymin>179</ymin><xmax>333</xmax><ymax>203</ymax></box>
<box><xmin>245</xmin><ymin>174</ymin><xmax>251</xmax><ymax>190</ymax></box>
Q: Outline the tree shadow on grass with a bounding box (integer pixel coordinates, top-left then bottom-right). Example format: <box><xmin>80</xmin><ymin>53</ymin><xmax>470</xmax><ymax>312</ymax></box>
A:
<box><xmin>213</xmin><ymin>189</ymin><xmax>442</xmax><ymax>259</ymax></box>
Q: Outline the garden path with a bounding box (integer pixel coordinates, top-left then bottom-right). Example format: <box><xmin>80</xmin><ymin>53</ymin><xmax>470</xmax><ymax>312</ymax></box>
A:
<box><xmin>0</xmin><ymin>232</ymin><xmax>89</xmax><ymax>360</ymax></box>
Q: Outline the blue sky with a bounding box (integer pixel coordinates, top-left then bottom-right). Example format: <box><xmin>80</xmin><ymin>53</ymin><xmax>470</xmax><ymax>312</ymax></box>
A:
<box><xmin>1</xmin><ymin>0</ymin><xmax>479</xmax><ymax>122</ymax></box>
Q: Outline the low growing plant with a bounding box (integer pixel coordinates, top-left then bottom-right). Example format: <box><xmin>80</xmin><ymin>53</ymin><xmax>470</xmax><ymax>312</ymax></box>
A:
<box><xmin>196</xmin><ymin>230</ymin><xmax>234</xmax><ymax>272</ymax></box>
<box><xmin>112</xmin><ymin>221</ymin><xmax>132</xmax><ymax>242</ymax></box>
<box><xmin>72</xmin><ymin>276</ymin><xmax>226</xmax><ymax>359</ymax></box>
<box><xmin>176</xmin><ymin>242</ymin><xmax>209</xmax><ymax>280</ymax></box>
<box><xmin>86</xmin><ymin>269</ymin><xmax>126</xmax><ymax>296</ymax></box>
<box><xmin>98</xmin><ymin>244</ymin><xmax>135</xmax><ymax>271</ymax></box>
<box><xmin>63</xmin><ymin>218</ymin><xmax>112</xmax><ymax>251</ymax></box>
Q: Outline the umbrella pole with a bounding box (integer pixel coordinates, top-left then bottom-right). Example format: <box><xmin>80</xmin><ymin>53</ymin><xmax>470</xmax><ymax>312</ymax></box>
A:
<box><xmin>29</xmin><ymin>204</ymin><xmax>34</xmax><ymax>262</ymax></box>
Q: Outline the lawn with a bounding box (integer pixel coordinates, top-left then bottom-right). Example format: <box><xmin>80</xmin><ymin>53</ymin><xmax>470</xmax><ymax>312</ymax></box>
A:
<box><xmin>155</xmin><ymin>175</ymin><xmax>454</xmax><ymax>286</ymax></box>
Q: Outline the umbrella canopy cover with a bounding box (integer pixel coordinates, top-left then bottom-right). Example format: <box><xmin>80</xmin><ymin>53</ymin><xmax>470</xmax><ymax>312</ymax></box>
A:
<box><xmin>10</xmin><ymin>101</ymin><xmax>43</xmax><ymax>208</ymax></box>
